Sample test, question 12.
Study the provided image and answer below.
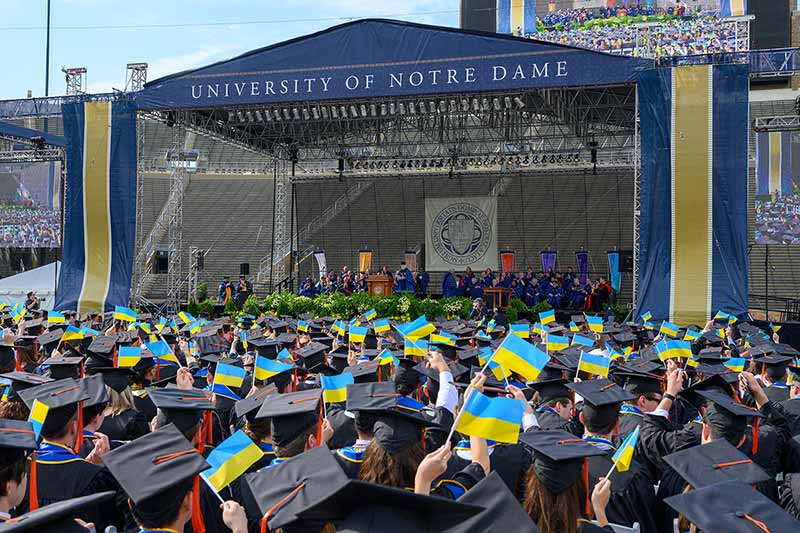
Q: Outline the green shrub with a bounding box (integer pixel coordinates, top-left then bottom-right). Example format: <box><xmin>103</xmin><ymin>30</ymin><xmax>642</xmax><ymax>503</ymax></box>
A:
<box><xmin>529</xmin><ymin>300</ymin><xmax>552</xmax><ymax>315</ymax></box>
<box><xmin>507</xmin><ymin>298</ymin><xmax>529</xmax><ymax>322</ymax></box>
<box><xmin>196</xmin><ymin>282</ymin><xmax>209</xmax><ymax>302</ymax></box>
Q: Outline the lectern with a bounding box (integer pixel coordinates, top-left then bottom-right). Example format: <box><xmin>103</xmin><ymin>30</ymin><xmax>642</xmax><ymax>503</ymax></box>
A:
<box><xmin>368</xmin><ymin>275</ymin><xmax>393</xmax><ymax>296</ymax></box>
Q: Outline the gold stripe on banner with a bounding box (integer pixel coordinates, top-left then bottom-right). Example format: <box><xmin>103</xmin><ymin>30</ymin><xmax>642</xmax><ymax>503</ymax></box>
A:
<box><xmin>731</xmin><ymin>0</ymin><xmax>745</xmax><ymax>17</ymax></box>
<box><xmin>769</xmin><ymin>132</ymin><xmax>781</xmax><ymax>194</ymax></box>
<box><xmin>670</xmin><ymin>66</ymin><xmax>712</xmax><ymax>325</ymax></box>
<box><xmin>78</xmin><ymin>101</ymin><xmax>112</xmax><ymax>313</ymax></box>
<box><xmin>511</xmin><ymin>0</ymin><xmax>524</xmax><ymax>31</ymax></box>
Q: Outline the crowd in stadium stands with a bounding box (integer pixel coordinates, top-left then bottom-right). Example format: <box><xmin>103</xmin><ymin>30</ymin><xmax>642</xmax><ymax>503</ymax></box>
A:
<box><xmin>298</xmin><ymin>264</ymin><xmax>613</xmax><ymax>311</ymax></box>
<box><xmin>754</xmin><ymin>195</ymin><xmax>800</xmax><ymax>244</ymax></box>
<box><xmin>540</xmin><ymin>4</ymin><xmax>669</xmax><ymax>28</ymax></box>
<box><xmin>0</xmin><ymin>205</ymin><xmax>60</xmax><ymax>248</ymax></box>
<box><xmin>532</xmin><ymin>6</ymin><xmax>737</xmax><ymax>57</ymax></box>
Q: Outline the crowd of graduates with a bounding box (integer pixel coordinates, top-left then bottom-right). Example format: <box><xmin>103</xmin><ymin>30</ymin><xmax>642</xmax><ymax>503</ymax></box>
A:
<box><xmin>0</xmin><ymin>300</ymin><xmax>799</xmax><ymax>532</ymax></box>
<box><xmin>0</xmin><ymin>206</ymin><xmax>61</xmax><ymax>249</ymax></box>
<box><xmin>754</xmin><ymin>195</ymin><xmax>800</xmax><ymax>245</ymax></box>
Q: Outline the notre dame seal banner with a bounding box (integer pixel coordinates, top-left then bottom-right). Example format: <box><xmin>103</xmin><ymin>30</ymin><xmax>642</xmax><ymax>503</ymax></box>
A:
<box><xmin>425</xmin><ymin>197</ymin><xmax>498</xmax><ymax>271</ymax></box>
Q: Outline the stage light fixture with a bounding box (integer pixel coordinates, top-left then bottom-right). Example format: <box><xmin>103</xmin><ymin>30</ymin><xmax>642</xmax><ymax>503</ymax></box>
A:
<box><xmin>408</xmin><ymin>102</ymin><xmax>416</xmax><ymax>114</ymax></box>
<box><xmin>449</xmin><ymin>99</ymin><xmax>457</xmax><ymax>112</ymax></box>
<box><xmin>359</xmin><ymin>104</ymin><xmax>367</xmax><ymax>117</ymax></box>
<box><xmin>340</xmin><ymin>105</ymin><xmax>348</xmax><ymax>118</ymax></box>
<box><xmin>347</xmin><ymin>105</ymin><xmax>356</xmax><ymax>117</ymax></box>
<box><xmin>245</xmin><ymin>111</ymin><xmax>253</xmax><ymax>122</ymax></box>
<box><xmin>389</xmin><ymin>102</ymin><xmax>396</xmax><ymax>115</ymax></box>
<box><xmin>493</xmin><ymin>98</ymin><xmax>501</xmax><ymax>111</ymax></box>
<box><xmin>504</xmin><ymin>97</ymin><xmax>512</xmax><ymax>110</ymax></box>
<box><xmin>227</xmin><ymin>111</ymin><xmax>235</xmax><ymax>122</ymax></box>
<box><xmin>439</xmin><ymin>100</ymin><xmax>447</xmax><ymax>113</ymax></box>
<box><xmin>418</xmin><ymin>101</ymin><xmax>427</xmax><ymax>114</ymax></box>
<box><xmin>430</xmin><ymin>101</ymin><xmax>437</xmax><ymax>114</ymax></box>
<box><xmin>472</xmin><ymin>98</ymin><xmax>480</xmax><ymax>112</ymax></box>
<box><xmin>532</xmin><ymin>155</ymin><xmax>539</xmax><ymax>164</ymax></box>
<box><xmin>264</xmin><ymin>109</ymin><xmax>273</xmax><ymax>122</ymax></box>
<box><xmin>311</xmin><ymin>107</ymin><xmax>319</xmax><ymax>120</ymax></box>
<box><xmin>513</xmin><ymin>97</ymin><xmax>525</xmax><ymax>109</ymax></box>
<box><xmin>550</xmin><ymin>155</ymin><xmax>556</xmax><ymax>163</ymax></box>
<box><xmin>236</xmin><ymin>111</ymin><xmax>245</xmax><ymax>122</ymax></box>
<box><xmin>461</xmin><ymin>98</ymin><xmax>469</xmax><ymax>112</ymax></box>
<box><xmin>522</xmin><ymin>156</ymin><xmax>529</xmax><ymax>165</ymax></box>
<box><xmin>273</xmin><ymin>109</ymin><xmax>282</xmax><ymax>121</ymax></box>
<box><xmin>254</xmin><ymin>110</ymin><xmax>263</xmax><ymax>122</ymax></box>
<box><xmin>398</xmin><ymin>103</ymin><xmax>406</xmax><ymax>115</ymax></box>
<box><xmin>392</xmin><ymin>160</ymin><xmax>399</xmax><ymax>168</ymax></box>
<box><xmin>556</xmin><ymin>154</ymin><xmax>563</xmax><ymax>163</ymax></box>
<box><xmin>302</xmin><ymin>108</ymin><xmax>310</xmax><ymax>120</ymax></box>
<box><xmin>481</xmin><ymin>98</ymin><xmax>490</xmax><ymax>111</ymax></box>
<box><xmin>332</xmin><ymin>106</ymin><xmax>339</xmax><ymax>119</ymax></box>
<box><xmin>379</xmin><ymin>103</ymin><xmax>387</xmax><ymax>116</ymax></box>
<box><xmin>483</xmin><ymin>156</ymin><xmax>490</xmax><ymax>165</ymax></box>
<box><xmin>321</xmin><ymin>107</ymin><xmax>329</xmax><ymax>119</ymax></box>
<box><xmin>282</xmin><ymin>108</ymin><xmax>291</xmax><ymax>120</ymax></box>
<box><xmin>291</xmin><ymin>108</ymin><xmax>299</xmax><ymax>120</ymax></box>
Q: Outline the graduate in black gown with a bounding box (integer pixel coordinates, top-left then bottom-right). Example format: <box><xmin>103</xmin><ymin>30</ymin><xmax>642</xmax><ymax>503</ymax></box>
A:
<box><xmin>94</xmin><ymin>367</ymin><xmax>150</xmax><ymax>442</ymax></box>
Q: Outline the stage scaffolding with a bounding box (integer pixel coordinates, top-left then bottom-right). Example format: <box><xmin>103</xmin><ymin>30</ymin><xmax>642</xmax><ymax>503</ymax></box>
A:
<box><xmin>131</xmin><ymin>84</ymin><xmax>640</xmax><ymax>309</ymax></box>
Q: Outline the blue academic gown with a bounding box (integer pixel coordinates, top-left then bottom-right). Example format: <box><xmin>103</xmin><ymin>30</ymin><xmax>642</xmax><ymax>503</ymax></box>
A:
<box><xmin>442</xmin><ymin>272</ymin><xmax>457</xmax><ymax>297</ymax></box>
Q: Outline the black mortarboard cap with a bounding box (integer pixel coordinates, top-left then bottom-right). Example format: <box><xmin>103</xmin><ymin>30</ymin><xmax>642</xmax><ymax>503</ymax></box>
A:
<box><xmin>0</xmin><ymin>492</ymin><xmax>115</xmax><ymax>532</ymax></box>
<box><xmin>663</xmin><ymin>438</ymin><xmax>770</xmax><ymax>489</ymax></box>
<box><xmin>249</xmin><ymin>337</ymin><xmax>283</xmax><ymax>358</ymax></box>
<box><xmin>518</xmin><ymin>429</ymin><xmax>606</xmax><ymax>494</ymax></box>
<box><xmin>41</xmin><ymin>356</ymin><xmax>84</xmax><ymax>380</ymax></box>
<box><xmin>102</xmin><ymin>423</ymin><xmax>209</xmax><ymax>505</ymax></box>
<box><xmin>17</xmin><ymin>378</ymin><xmax>90</xmax><ymax>434</ymax></box>
<box><xmin>148</xmin><ymin>387</ymin><xmax>215</xmax><ymax>435</ymax></box>
<box><xmin>616</xmin><ymin>371</ymin><xmax>664</xmax><ymax>396</ymax></box>
<box><xmin>565</xmin><ymin>378</ymin><xmax>636</xmax><ymax>406</ymax></box>
<box><xmin>243</xmin><ymin>446</ymin><xmax>350</xmax><ymax>531</ymax></box>
<box><xmin>0</xmin><ymin>371</ymin><xmax>53</xmax><ymax>400</ymax></box>
<box><xmin>233</xmin><ymin>384</ymin><xmax>278</xmax><ymax>421</ymax></box>
<box><xmin>696</xmin><ymin>389</ymin><xmax>764</xmax><ymax>419</ymax></box>
<box><xmin>80</xmin><ymin>374</ymin><xmax>109</xmax><ymax>408</ymax></box>
<box><xmin>296</xmin><ymin>342</ymin><xmax>328</xmax><ymax>372</ymax></box>
<box><xmin>442</xmin><ymin>471</ymin><xmax>540</xmax><ymax>533</ymax></box>
<box><xmin>87</xmin><ymin>335</ymin><xmax>116</xmax><ymax>356</ymax></box>
<box><xmin>296</xmin><ymin>478</ymin><xmax>482</xmax><ymax>533</ymax></box>
<box><xmin>90</xmin><ymin>366</ymin><xmax>135</xmax><ymax>393</ymax></box>
<box><xmin>37</xmin><ymin>330</ymin><xmax>62</xmax><ymax>347</ymax></box>
<box><xmin>664</xmin><ymin>480</ymin><xmax>800</xmax><ymax>533</ymax></box>
<box><xmin>256</xmin><ymin>389</ymin><xmax>321</xmax><ymax>447</ymax></box>
<box><xmin>343</xmin><ymin>360</ymin><xmax>380</xmax><ymax>383</ymax></box>
<box><xmin>0</xmin><ymin>419</ymin><xmax>38</xmax><ymax>453</ymax></box>
<box><xmin>754</xmin><ymin>354</ymin><xmax>794</xmax><ymax>366</ymax></box>
<box><xmin>528</xmin><ymin>377</ymin><xmax>571</xmax><ymax>404</ymax></box>
<box><xmin>393</xmin><ymin>358</ymin><xmax>421</xmax><ymax>389</ymax></box>
<box><xmin>413</xmin><ymin>360</ymin><xmax>468</xmax><ymax>381</ymax></box>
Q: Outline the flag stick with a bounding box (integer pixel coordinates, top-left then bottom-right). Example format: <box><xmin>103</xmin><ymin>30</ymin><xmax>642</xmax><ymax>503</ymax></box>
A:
<box><xmin>604</xmin><ymin>460</ymin><xmax>618</xmax><ymax>480</ymax></box>
<box><xmin>199</xmin><ymin>474</ymin><xmax>226</xmax><ymax>504</ymax></box>
<box><xmin>444</xmin><ymin>351</ymin><xmax>497</xmax><ymax>445</ymax></box>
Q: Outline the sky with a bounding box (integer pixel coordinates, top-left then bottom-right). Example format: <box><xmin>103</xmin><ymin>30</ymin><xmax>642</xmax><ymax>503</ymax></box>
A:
<box><xmin>0</xmin><ymin>0</ymin><xmax>458</xmax><ymax>100</ymax></box>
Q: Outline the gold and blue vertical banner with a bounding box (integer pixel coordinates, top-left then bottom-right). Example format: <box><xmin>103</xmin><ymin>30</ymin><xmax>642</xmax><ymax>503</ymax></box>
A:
<box><xmin>637</xmin><ymin>65</ymin><xmax>749</xmax><ymax>325</ymax></box>
<box><xmin>756</xmin><ymin>132</ymin><xmax>794</xmax><ymax>196</ymax></box>
<box><xmin>55</xmin><ymin>100</ymin><xmax>137</xmax><ymax>313</ymax></box>
<box><xmin>496</xmin><ymin>0</ymin><xmax>537</xmax><ymax>35</ymax></box>
<box><xmin>720</xmin><ymin>0</ymin><xmax>747</xmax><ymax>17</ymax></box>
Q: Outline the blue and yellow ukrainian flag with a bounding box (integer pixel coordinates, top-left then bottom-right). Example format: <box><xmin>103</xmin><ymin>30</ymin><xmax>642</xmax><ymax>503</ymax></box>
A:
<box><xmin>364</xmin><ymin>308</ymin><xmax>377</xmax><ymax>321</ymax></box>
<box><xmin>728</xmin><ymin>315</ymin><xmax>738</xmax><ymax>325</ymax></box>
<box><xmin>255</xmin><ymin>356</ymin><xmax>292</xmax><ymax>381</ymax></box>
<box><xmin>569</xmin><ymin>321</ymin><xmax>579</xmax><ymax>333</ymax></box>
<box><xmin>479</xmin><ymin>349</ymin><xmax>510</xmax><ymax>380</ymax></box>
<box><xmin>492</xmin><ymin>334</ymin><xmax>548</xmax><ymax>381</ymax></box>
<box><xmin>685</xmin><ymin>357</ymin><xmax>700</xmax><ymax>368</ymax></box>
<box><xmin>140</xmin><ymin>323</ymin><xmax>152</xmax><ymax>335</ymax></box>
<box><xmin>374</xmin><ymin>318</ymin><xmax>390</xmax><ymax>334</ymax></box>
<box><xmin>585</xmin><ymin>315</ymin><xmax>604</xmax><ymax>333</ymax></box>
<box><xmin>321</xmin><ymin>373</ymin><xmax>354</xmax><ymax>403</ymax></box>
<box><xmin>117</xmin><ymin>346</ymin><xmax>142</xmax><ymax>368</ymax></box>
<box><xmin>10</xmin><ymin>303</ymin><xmax>25</xmax><ymax>323</ymax></box>
<box><xmin>297</xmin><ymin>320</ymin><xmax>309</xmax><ymax>333</ymax></box>
<box><xmin>378</xmin><ymin>350</ymin><xmax>399</xmax><ymax>367</ymax></box>
<box><xmin>510</xmin><ymin>324</ymin><xmax>530</xmax><ymax>339</ymax></box>
<box><xmin>546</xmin><ymin>335</ymin><xmax>569</xmax><ymax>352</ymax></box>
<box><xmin>215</xmin><ymin>363</ymin><xmax>246</xmax><ymax>389</ymax></box>
<box><xmin>641</xmin><ymin>311</ymin><xmax>653</xmax><ymax>323</ymax></box>
<box><xmin>187</xmin><ymin>320</ymin><xmax>202</xmax><ymax>335</ymax></box>
<box><xmin>533</xmin><ymin>322</ymin><xmax>547</xmax><ymax>336</ymax></box>
<box><xmin>770</xmin><ymin>323</ymin><xmax>782</xmax><ymax>333</ymax></box>
<box><xmin>455</xmin><ymin>390</ymin><xmax>524</xmax><ymax>444</ymax></box>
<box><xmin>145</xmin><ymin>339</ymin><xmax>179</xmax><ymax>366</ymax></box>
<box><xmin>28</xmin><ymin>399</ymin><xmax>50</xmax><ymax>440</ymax></box>
<box><xmin>349</xmin><ymin>325</ymin><xmax>368</xmax><ymax>344</ymax></box>
<box><xmin>684</xmin><ymin>330</ymin><xmax>701</xmax><ymax>342</ymax></box>
<box><xmin>578</xmin><ymin>351</ymin><xmax>611</xmax><ymax>378</ymax></box>
<box><xmin>605</xmin><ymin>343</ymin><xmax>625</xmax><ymax>362</ymax></box>
<box><xmin>202</xmin><ymin>430</ymin><xmax>264</xmax><ymax>491</ymax></box>
<box><xmin>660</xmin><ymin>321</ymin><xmax>680</xmax><ymax>338</ymax></box>
<box><xmin>571</xmin><ymin>334</ymin><xmax>594</xmax><ymax>348</ymax></box>
<box><xmin>240</xmin><ymin>331</ymin><xmax>249</xmax><ymax>351</ymax></box>
<box><xmin>156</xmin><ymin>316</ymin><xmax>168</xmax><ymax>332</ymax></box>
<box><xmin>430</xmin><ymin>332</ymin><xmax>456</xmax><ymax>346</ymax></box>
<box><xmin>611</xmin><ymin>426</ymin><xmax>639</xmax><ymax>473</ymax></box>
<box><xmin>539</xmin><ymin>310</ymin><xmax>556</xmax><ymax>325</ymax></box>
<box><xmin>714</xmin><ymin>310</ymin><xmax>729</xmax><ymax>321</ymax></box>
<box><xmin>405</xmin><ymin>338</ymin><xmax>429</xmax><ymax>358</ymax></box>
<box><xmin>485</xmin><ymin>319</ymin><xmax>497</xmax><ymax>333</ymax></box>
<box><xmin>113</xmin><ymin>306</ymin><xmax>137</xmax><ymax>322</ymax></box>
<box><xmin>178</xmin><ymin>311</ymin><xmax>195</xmax><ymax>325</ymax></box>
<box><xmin>655</xmin><ymin>339</ymin><xmax>692</xmax><ymax>361</ymax></box>
<box><xmin>397</xmin><ymin>315</ymin><xmax>435</xmax><ymax>340</ymax></box>
<box><xmin>723</xmin><ymin>357</ymin><xmax>746</xmax><ymax>373</ymax></box>
<box><xmin>643</xmin><ymin>321</ymin><xmax>654</xmax><ymax>331</ymax></box>
<box><xmin>61</xmin><ymin>325</ymin><xmax>84</xmax><ymax>342</ymax></box>
<box><xmin>331</xmin><ymin>320</ymin><xmax>346</xmax><ymax>337</ymax></box>
<box><xmin>81</xmin><ymin>327</ymin><xmax>100</xmax><ymax>338</ymax></box>
<box><xmin>47</xmin><ymin>311</ymin><xmax>66</xmax><ymax>325</ymax></box>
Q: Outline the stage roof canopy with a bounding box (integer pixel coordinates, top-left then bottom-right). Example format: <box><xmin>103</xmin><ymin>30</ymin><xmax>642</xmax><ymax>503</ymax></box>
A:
<box><xmin>0</xmin><ymin>120</ymin><xmax>65</xmax><ymax>147</ymax></box>
<box><xmin>137</xmin><ymin>19</ymin><xmax>652</xmax><ymax>110</ymax></box>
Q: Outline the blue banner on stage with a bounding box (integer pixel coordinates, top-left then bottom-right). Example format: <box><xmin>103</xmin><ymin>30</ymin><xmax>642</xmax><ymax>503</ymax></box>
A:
<box><xmin>637</xmin><ymin>65</ymin><xmax>748</xmax><ymax>324</ymax></box>
<box><xmin>55</xmin><ymin>100</ymin><xmax>137</xmax><ymax>313</ymax></box>
<box><xmin>607</xmin><ymin>251</ymin><xmax>620</xmax><ymax>293</ymax></box>
<box><xmin>136</xmin><ymin>20</ymin><xmax>650</xmax><ymax>110</ymax></box>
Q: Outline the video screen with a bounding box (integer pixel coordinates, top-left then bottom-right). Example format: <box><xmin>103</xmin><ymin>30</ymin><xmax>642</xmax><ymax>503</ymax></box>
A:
<box><xmin>754</xmin><ymin>131</ymin><xmax>800</xmax><ymax>245</ymax></box>
<box><xmin>0</xmin><ymin>161</ymin><xmax>61</xmax><ymax>248</ymax></box>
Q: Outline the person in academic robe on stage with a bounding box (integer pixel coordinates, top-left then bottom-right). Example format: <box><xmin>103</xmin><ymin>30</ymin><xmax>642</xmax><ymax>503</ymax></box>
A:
<box><xmin>394</xmin><ymin>262</ymin><xmax>414</xmax><ymax>292</ymax></box>
<box><xmin>442</xmin><ymin>269</ymin><xmax>457</xmax><ymax>297</ymax></box>
<box><xmin>218</xmin><ymin>276</ymin><xmax>234</xmax><ymax>306</ymax></box>
<box><xmin>235</xmin><ymin>276</ymin><xmax>253</xmax><ymax>307</ymax></box>
<box><xmin>414</xmin><ymin>267</ymin><xmax>429</xmax><ymax>296</ymax></box>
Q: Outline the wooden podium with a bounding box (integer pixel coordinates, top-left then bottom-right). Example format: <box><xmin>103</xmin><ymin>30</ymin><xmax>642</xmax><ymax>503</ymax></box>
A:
<box><xmin>483</xmin><ymin>287</ymin><xmax>512</xmax><ymax>309</ymax></box>
<box><xmin>368</xmin><ymin>275</ymin><xmax>393</xmax><ymax>296</ymax></box>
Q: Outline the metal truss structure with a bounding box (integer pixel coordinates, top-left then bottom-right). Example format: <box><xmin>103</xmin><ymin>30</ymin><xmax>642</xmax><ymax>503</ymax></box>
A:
<box><xmin>61</xmin><ymin>67</ymin><xmax>87</xmax><ymax>96</ymax></box>
<box><xmin>125</xmin><ymin>63</ymin><xmax>148</xmax><ymax>92</ymax></box>
<box><xmin>147</xmin><ymin>85</ymin><xmax>638</xmax><ymax>293</ymax></box>
<box><xmin>753</xmin><ymin>115</ymin><xmax>800</xmax><ymax>132</ymax></box>
<box><xmin>0</xmin><ymin>148</ymin><xmax>63</xmax><ymax>163</ymax></box>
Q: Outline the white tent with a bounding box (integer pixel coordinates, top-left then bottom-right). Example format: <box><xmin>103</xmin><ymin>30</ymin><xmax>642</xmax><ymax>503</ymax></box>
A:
<box><xmin>0</xmin><ymin>261</ymin><xmax>59</xmax><ymax>310</ymax></box>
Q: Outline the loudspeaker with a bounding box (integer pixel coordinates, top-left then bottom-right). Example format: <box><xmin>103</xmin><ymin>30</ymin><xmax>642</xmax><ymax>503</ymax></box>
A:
<box><xmin>619</xmin><ymin>251</ymin><xmax>634</xmax><ymax>273</ymax></box>
<box><xmin>240</xmin><ymin>263</ymin><xmax>250</xmax><ymax>276</ymax></box>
